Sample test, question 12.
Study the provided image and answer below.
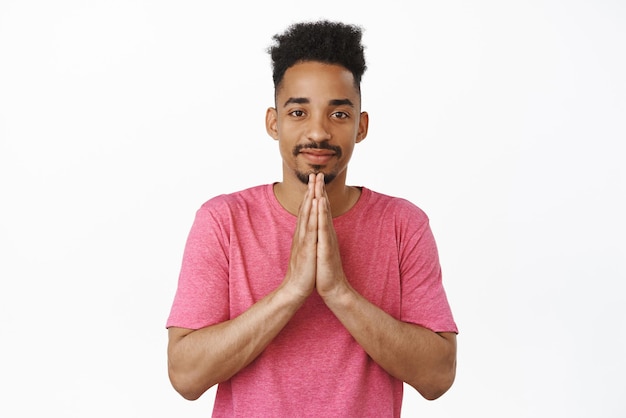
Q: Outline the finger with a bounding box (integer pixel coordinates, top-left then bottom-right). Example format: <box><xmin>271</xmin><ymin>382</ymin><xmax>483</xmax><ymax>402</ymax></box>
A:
<box><xmin>296</xmin><ymin>175</ymin><xmax>315</xmax><ymax>240</ymax></box>
<box><xmin>308</xmin><ymin>197</ymin><xmax>319</xmax><ymax>238</ymax></box>
<box><xmin>319</xmin><ymin>193</ymin><xmax>340</xmax><ymax>249</ymax></box>
<box><xmin>314</xmin><ymin>173</ymin><xmax>324</xmax><ymax>199</ymax></box>
<box><xmin>317</xmin><ymin>196</ymin><xmax>331</xmax><ymax>243</ymax></box>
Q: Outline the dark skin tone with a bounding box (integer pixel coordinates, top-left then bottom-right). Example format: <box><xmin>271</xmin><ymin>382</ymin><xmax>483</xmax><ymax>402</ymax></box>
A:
<box><xmin>168</xmin><ymin>61</ymin><xmax>456</xmax><ymax>401</ymax></box>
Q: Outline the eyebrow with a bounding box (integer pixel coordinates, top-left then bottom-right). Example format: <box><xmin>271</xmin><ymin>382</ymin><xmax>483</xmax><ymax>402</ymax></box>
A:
<box><xmin>283</xmin><ymin>97</ymin><xmax>355</xmax><ymax>108</ymax></box>
<box><xmin>329</xmin><ymin>98</ymin><xmax>354</xmax><ymax>107</ymax></box>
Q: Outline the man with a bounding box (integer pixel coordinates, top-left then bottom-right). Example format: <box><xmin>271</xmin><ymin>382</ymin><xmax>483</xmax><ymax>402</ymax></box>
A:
<box><xmin>167</xmin><ymin>20</ymin><xmax>457</xmax><ymax>417</ymax></box>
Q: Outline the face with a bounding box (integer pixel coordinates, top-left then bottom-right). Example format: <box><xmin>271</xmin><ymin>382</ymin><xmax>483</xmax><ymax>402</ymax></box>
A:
<box><xmin>266</xmin><ymin>61</ymin><xmax>368</xmax><ymax>186</ymax></box>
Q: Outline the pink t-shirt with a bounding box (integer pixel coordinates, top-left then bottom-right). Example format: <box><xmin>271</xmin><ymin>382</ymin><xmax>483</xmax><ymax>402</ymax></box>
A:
<box><xmin>167</xmin><ymin>185</ymin><xmax>457</xmax><ymax>417</ymax></box>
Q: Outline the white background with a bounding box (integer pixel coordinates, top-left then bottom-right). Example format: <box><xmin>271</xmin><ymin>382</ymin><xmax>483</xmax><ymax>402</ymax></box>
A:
<box><xmin>1</xmin><ymin>1</ymin><xmax>625</xmax><ymax>417</ymax></box>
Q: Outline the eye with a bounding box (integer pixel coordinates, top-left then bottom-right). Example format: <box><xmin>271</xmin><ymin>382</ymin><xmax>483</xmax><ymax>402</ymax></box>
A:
<box><xmin>331</xmin><ymin>111</ymin><xmax>349</xmax><ymax>120</ymax></box>
<box><xmin>288</xmin><ymin>110</ymin><xmax>305</xmax><ymax>118</ymax></box>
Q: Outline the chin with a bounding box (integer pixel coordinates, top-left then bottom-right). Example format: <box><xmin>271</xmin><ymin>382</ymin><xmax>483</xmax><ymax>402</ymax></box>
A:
<box><xmin>295</xmin><ymin>170</ymin><xmax>337</xmax><ymax>185</ymax></box>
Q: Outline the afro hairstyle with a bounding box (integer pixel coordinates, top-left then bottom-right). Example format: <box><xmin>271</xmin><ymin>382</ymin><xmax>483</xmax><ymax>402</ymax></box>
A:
<box><xmin>267</xmin><ymin>20</ymin><xmax>367</xmax><ymax>92</ymax></box>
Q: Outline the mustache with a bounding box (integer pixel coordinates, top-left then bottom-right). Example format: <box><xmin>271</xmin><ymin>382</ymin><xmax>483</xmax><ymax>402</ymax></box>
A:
<box><xmin>293</xmin><ymin>142</ymin><xmax>343</xmax><ymax>158</ymax></box>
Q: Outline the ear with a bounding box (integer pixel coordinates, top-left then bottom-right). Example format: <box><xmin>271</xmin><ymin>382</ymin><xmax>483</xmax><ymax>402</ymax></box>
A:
<box><xmin>265</xmin><ymin>107</ymin><xmax>279</xmax><ymax>140</ymax></box>
<box><xmin>356</xmin><ymin>111</ymin><xmax>369</xmax><ymax>143</ymax></box>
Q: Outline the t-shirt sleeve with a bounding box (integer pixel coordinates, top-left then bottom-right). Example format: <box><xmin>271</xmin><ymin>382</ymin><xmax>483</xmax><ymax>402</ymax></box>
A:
<box><xmin>398</xmin><ymin>203</ymin><xmax>458</xmax><ymax>333</ymax></box>
<box><xmin>166</xmin><ymin>199</ymin><xmax>231</xmax><ymax>329</ymax></box>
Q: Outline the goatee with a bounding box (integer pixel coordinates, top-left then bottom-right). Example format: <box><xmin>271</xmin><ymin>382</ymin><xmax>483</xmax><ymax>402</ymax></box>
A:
<box><xmin>296</xmin><ymin>169</ymin><xmax>336</xmax><ymax>185</ymax></box>
<box><xmin>293</xmin><ymin>142</ymin><xmax>342</xmax><ymax>185</ymax></box>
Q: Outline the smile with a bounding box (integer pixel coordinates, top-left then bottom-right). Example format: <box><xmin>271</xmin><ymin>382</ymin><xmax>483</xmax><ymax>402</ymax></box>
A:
<box><xmin>299</xmin><ymin>149</ymin><xmax>336</xmax><ymax>165</ymax></box>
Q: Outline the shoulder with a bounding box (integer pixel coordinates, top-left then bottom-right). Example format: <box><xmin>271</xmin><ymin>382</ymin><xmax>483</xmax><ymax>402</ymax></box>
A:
<box><xmin>188</xmin><ymin>185</ymin><xmax>272</xmax><ymax>230</ymax></box>
<box><xmin>198</xmin><ymin>184</ymin><xmax>271</xmax><ymax>214</ymax></box>
<box><xmin>361</xmin><ymin>188</ymin><xmax>429</xmax><ymax>223</ymax></box>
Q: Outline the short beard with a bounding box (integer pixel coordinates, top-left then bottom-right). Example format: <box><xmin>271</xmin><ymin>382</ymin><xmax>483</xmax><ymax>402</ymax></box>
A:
<box><xmin>295</xmin><ymin>168</ymin><xmax>336</xmax><ymax>185</ymax></box>
<box><xmin>293</xmin><ymin>142</ymin><xmax>342</xmax><ymax>185</ymax></box>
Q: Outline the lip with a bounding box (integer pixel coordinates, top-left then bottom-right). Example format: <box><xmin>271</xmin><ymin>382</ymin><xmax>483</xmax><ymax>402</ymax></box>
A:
<box><xmin>299</xmin><ymin>149</ymin><xmax>335</xmax><ymax>165</ymax></box>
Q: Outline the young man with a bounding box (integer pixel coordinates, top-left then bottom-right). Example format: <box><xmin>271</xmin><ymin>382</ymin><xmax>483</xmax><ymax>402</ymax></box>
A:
<box><xmin>167</xmin><ymin>20</ymin><xmax>457</xmax><ymax>417</ymax></box>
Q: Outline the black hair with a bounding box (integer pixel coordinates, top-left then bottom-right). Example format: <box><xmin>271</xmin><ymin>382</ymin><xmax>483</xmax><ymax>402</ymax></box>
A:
<box><xmin>268</xmin><ymin>20</ymin><xmax>367</xmax><ymax>92</ymax></box>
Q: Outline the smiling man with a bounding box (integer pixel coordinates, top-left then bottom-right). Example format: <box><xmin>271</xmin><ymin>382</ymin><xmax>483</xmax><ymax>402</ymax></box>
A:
<box><xmin>166</xmin><ymin>20</ymin><xmax>458</xmax><ymax>417</ymax></box>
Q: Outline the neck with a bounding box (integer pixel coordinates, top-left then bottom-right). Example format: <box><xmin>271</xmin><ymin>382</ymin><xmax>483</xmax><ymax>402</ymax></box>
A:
<box><xmin>273</xmin><ymin>172</ymin><xmax>360</xmax><ymax>218</ymax></box>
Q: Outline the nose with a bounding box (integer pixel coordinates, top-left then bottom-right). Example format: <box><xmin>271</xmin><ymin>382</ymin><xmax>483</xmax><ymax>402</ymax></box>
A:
<box><xmin>305</xmin><ymin>114</ymin><xmax>331</xmax><ymax>143</ymax></box>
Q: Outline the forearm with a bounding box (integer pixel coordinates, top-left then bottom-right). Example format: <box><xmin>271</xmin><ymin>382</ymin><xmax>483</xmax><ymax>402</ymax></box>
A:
<box><xmin>322</xmin><ymin>284</ymin><xmax>457</xmax><ymax>400</ymax></box>
<box><xmin>168</xmin><ymin>284</ymin><xmax>305</xmax><ymax>400</ymax></box>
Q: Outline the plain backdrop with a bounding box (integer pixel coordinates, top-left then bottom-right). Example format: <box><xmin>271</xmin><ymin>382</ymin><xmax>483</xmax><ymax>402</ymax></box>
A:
<box><xmin>1</xmin><ymin>1</ymin><xmax>625</xmax><ymax>417</ymax></box>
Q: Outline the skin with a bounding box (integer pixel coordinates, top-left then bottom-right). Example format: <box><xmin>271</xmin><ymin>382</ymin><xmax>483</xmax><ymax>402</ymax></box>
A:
<box><xmin>168</xmin><ymin>61</ymin><xmax>457</xmax><ymax>402</ymax></box>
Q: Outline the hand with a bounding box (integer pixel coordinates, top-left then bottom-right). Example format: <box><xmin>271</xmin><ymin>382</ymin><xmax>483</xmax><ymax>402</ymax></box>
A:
<box><xmin>313</xmin><ymin>174</ymin><xmax>350</xmax><ymax>299</ymax></box>
<box><xmin>281</xmin><ymin>174</ymin><xmax>318</xmax><ymax>300</ymax></box>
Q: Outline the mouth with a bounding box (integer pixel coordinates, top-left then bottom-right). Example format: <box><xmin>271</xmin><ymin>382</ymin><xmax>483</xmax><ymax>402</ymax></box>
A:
<box><xmin>293</xmin><ymin>143</ymin><xmax>342</xmax><ymax>166</ymax></box>
<box><xmin>298</xmin><ymin>149</ymin><xmax>336</xmax><ymax>165</ymax></box>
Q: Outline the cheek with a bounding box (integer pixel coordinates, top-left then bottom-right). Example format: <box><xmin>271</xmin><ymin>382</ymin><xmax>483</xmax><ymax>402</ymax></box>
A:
<box><xmin>278</xmin><ymin>139</ymin><xmax>296</xmax><ymax>161</ymax></box>
<box><xmin>340</xmin><ymin>147</ymin><xmax>355</xmax><ymax>164</ymax></box>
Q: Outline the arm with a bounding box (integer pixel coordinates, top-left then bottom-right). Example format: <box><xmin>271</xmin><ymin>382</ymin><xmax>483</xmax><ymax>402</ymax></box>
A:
<box><xmin>321</xmin><ymin>287</ymin><xmax>456</xmax><ymax>400</ymax></box>
<box><xmin>168</xmin><ymin>179</ymin><xmax>319</xmax><ymax>400</ymax></box>
<box><xmin>168</xmin><ymin>284</ymin><xmax>305</xmax><ymax>400</ymax></box>
<box><xmin>313</xmin><ymin>176</ymin><xmax>457</xmax><ymax>400</ymax></box>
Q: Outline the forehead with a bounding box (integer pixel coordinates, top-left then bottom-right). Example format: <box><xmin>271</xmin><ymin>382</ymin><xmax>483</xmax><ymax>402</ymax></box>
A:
<box><xmin>276</xmin><ymin>61</ymin><xmax>360</xmax><ymax>104</ymax></box>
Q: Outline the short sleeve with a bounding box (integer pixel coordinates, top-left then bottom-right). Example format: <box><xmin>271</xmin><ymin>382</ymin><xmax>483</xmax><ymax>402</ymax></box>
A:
<box><xmin>398</xmin><ymin>204</ymin><xmax>458</xmax><ymax>333</ymax></box>
<box><xmin>166</xmin><ymin>199</ymin><xmax>231</xmax><ymax>329</ymax></box>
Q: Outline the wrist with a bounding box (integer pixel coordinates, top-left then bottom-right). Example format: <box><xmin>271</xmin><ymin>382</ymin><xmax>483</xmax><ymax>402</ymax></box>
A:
<box><xmin>319</xmin><ymin>277</ymin><xmax>355</xmax><ymax>310</ymax></box>
<box><xmin>277</xmin><ymin>279</ymin><xmax>311</xmax><ymax>309</ymax></box>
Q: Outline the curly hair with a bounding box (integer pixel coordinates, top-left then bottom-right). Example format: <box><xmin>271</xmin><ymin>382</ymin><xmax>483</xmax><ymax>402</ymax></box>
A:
<box><xmin>268</xmin><ymin>20</ymin><xmax>367</xmax><ymax>92</ymax></box>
